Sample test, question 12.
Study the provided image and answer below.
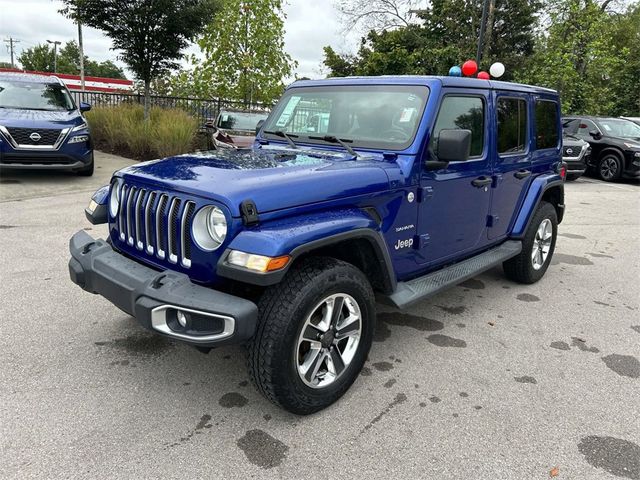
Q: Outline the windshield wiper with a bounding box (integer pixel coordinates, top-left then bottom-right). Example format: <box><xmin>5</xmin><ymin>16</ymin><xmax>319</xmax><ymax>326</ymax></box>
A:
<box><xmin>309</xmin><ymin>135</ymin><xmax>360</xmax><ymax>158</ymax></box>
<box><xmin>263</xmin><ymin>130</ymin><xmax>298</xmax><ymax>148</ymax></box>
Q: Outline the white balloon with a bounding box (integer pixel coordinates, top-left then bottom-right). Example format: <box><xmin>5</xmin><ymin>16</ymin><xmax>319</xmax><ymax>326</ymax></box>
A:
<box><xmin>490</xmin><ymin>62</ymin><xmax>505</xmax><ymax>78</ymax></box>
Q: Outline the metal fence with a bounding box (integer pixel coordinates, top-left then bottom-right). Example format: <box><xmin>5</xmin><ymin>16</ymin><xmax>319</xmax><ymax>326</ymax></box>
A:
<box><xmin>70</xmin><ymin>90</ymin><xmax>271</xmax><ymax>126</ymax></box>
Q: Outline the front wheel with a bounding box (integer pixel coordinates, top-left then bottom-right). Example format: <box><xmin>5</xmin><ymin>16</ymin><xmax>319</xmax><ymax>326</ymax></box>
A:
<box><xmin>503</xmin><ymin>201</ymin><xmax>558</xmax><ymax>284</ymax></box>
<box><xmin>247</xmin><ymin>257</ymin><xmax>375</xmax><ymax>414</ymax></box>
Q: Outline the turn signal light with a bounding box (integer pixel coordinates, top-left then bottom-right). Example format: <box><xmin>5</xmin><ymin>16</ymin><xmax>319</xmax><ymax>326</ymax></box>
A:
<box><xmin>227</xmin><ymin>250</ymin><xmax>291</xmax><ymax>273</ymax></box>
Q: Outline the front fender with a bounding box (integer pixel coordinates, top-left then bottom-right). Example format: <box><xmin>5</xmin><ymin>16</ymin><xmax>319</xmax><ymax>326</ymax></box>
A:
<box><xmin>510</xmin><ymin>174</ymin><xmax>564</xmax><ymax>238</ymax></box>
<box><xmin>217</xmin><ymin>208</ymin><xmax>394</xmax><ymax>288</ymax></box>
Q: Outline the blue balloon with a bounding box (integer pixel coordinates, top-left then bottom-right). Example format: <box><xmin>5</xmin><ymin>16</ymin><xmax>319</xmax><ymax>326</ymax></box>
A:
<box><xmin>448</xmin><ymin>66</ymin><xmax>462</xmax><ymax>77</ymax></box>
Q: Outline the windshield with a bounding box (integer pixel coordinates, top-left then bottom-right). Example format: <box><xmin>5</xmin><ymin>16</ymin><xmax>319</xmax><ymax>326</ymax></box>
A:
<box><xmin>0</xmin><ymin>80</ymin><xmax>75</xmax><ymax>111</ymax></box>
<box><xmin>217</xmin><ymin>111</ymin><xmax>269</xmax><ymax>131</ymax></box>
<box><xmin>596</xmin><ymin>119</ymin><xmax>640</xmax><ymax>138</ymax></box>
<box><xmin>262</xmin><ymin>85</ymin><xmax>429</xmax><ymax>150</ymax></box>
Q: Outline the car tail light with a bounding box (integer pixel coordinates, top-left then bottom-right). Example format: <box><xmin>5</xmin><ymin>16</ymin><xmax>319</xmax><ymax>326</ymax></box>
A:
<box><xmin>558</xmin><ymin>162</ymin><xmax>567</xmax><ymax>180</ymax></box>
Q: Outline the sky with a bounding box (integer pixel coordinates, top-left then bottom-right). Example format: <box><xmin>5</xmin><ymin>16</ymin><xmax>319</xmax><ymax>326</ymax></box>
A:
<box><xmin>0</xmin><ymin>0</ymin><xmax>359</xmax><ymax>80</ymax></box>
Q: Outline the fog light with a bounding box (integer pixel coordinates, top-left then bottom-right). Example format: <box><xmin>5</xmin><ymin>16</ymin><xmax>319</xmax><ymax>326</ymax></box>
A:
<box><xmin>177</xmin><ymin>311</ymin><xmax>189</xmax><ymax>327</ymax></box>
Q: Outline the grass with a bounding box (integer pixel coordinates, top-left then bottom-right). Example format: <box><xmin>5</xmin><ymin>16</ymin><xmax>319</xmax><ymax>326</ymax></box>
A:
<box><xmin>86</xmin><ymin>104</ymin><xmax>198</xmax><ymax>160</ymax></box>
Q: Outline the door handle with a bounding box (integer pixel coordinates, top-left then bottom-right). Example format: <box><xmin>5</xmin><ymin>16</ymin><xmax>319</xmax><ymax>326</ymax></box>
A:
<box><xmin>471</xmin><ymin>176</ymin><xmax>492</xmax><ymax>188</ymax></box>
<box><xmin>514</xmin><ymin>169</ymin><xmax>532</xmax><ymax>179</ymax></box>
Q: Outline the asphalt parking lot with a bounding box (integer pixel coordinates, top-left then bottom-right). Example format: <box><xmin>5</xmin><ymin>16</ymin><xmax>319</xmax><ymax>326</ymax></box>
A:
<box><xmin>1</xmin><ymin>152</ymin><xmax>639</xmax><ymax>480</ymax></box>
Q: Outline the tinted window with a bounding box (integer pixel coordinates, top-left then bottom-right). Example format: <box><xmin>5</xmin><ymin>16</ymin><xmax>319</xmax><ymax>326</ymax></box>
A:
<box><xmin>431</xmin><ymin>96</ymin><xmax>485</xmax><ymax>157</ymax></box>
<box><xmin>497</xmin><ymin>97</ymin><xmax>527</xmax><ymax>154</ymax></box>
<box><xmin>535</xmin><ymin>100</ymin><xmax>559</xmax><ymax>149</ymax></box>
<box><xmin>262</xmin><ymin>85</ymin><xmax>429</xmax><ymax>150</ymax></box>
<box><xmin>577</xmin><ymin>120</ymin><xmax>597</xmax><ymax>138</ymax></box>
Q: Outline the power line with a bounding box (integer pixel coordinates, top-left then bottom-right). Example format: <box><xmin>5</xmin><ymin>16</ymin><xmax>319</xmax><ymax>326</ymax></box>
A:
<box><xmin>3</xmin><ymin>37</ymin><xmax>20</xmax><ymax>68</ymax></box>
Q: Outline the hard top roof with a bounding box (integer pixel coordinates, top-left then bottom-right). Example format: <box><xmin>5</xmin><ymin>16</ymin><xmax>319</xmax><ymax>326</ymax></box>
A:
<box><xmin>290</xmin><ymin>75</ymin><xmax>557</xmax><ymax>96</ymax></box>
<box><xmin>0</xmin><ymin>71</ymin><xmax>63</xmax><ymax>85</ymax></box>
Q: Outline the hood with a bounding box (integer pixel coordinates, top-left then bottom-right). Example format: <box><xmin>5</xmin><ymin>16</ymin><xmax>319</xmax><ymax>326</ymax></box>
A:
<box><xmin>0</xmin><ymin>108</ymin><xmax>84</xmax><ymax>129</ymax></box>
<box><xmin>117</xmin><ymin>147</ymin><xmax>392</xmax><ymax>217</ymax></box>
<box><xmin>562</xmin><ymin>136</ymin><xmax>587</xmax><ymax>147</ymax></box>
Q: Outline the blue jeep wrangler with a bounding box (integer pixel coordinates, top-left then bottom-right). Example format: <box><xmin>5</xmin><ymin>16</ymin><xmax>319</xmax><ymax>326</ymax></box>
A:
<box><xmin>69</xmin><ymin>76</ymin><xmax>565</xmax><ymax>414</ymax></box>
<box><xmin>0</xmin><ymin>72</ymin><xmax>93</xmax><ymax>175</ymax></box>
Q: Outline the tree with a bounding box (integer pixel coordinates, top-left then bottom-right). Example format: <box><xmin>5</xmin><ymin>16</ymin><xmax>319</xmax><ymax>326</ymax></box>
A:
<box><xmin>17</xmin><ymin>41</ymin><xmax>126</xmax><ymax>79</ymax></box>
<box><xmin>18</xmin><ymin>44</ymin><xmax>55</xmax><ymax>72</ymax></box>
<box><xmin>192</xmin><ymin>0</ymin><xmax>296</xmax><ymax>104</ymax></box>
<box><xmin>67</xmin><ymin>0</ymin><xmax>220</xmax><ymax>119</ymax></box>
<box><xmin>516</xmin><ymin>0</ymin><xmax>639</xmax><ymax>115</ymax></box>
<box><xmin>336</xmin><ymin>0</ymin><xmax>421</xmax><ymax>33</ymax></box>
<box><xmin>324</xmin><ymin>0</ymin><xmax>541</xmax><ymax>79</ymax></box>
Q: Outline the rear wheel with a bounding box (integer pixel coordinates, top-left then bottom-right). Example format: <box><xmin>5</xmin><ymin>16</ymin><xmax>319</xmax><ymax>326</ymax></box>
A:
<box><xmin>598</xmin><ymin>153</ymin><xmax>622</xmax><ymax>182</ymax></box>
<box><xmin>503</xmin><ymin>201</ymin><xmax>557</xmax><ymax>284</ymax></box>
<box><xmin>247</xmin><ymin>257</ymin><xmax>375</xmax><ymax>414</ymax></box>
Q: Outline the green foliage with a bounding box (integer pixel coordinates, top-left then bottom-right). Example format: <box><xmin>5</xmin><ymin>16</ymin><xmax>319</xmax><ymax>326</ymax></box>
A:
<box><xmin>174</xmin><ymin>0</ymin><xmax>296</xmax><ymax>104</ymax></box>
<box><xmin>67</xmin><ymin>0</ymin><xmax>220</xmax><ymax>118</ymax></box>
<box><xmin>517</xmin><ymin>0</ymin><xmax>639</xmax><ymax>116</ymax></box>
<box><xmin>86</xmin><ymin>104</ymin><xmax>198</xmax><ymax>159</ymax></box>
<box><xmin>17</xmin><ymin>40</ymin><xmax>126</xmax><ymax>78</ymax></box>
<box><xmin>324</xmin><ymin>0</ymin><xmax>540</xmax><ymax>80</ymax></box>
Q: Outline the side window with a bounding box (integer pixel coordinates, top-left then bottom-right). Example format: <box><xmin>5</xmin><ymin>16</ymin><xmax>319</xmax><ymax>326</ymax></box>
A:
<box><xmin>577</xmin><ymin>120</ymin><xmax>596</xmax><ymax>138</ymax></box>
<box><xmin>497</xmin><ymin>97</ymin><xmax>528</xmax><ymax>154</ymax></box>
<box><xmin>431</xmin><ymin>96</ymin><xmax>485</xmax><ymax>157</ymax></box>
<box><xmin>563</xmin><ymin>118</ymin><xmax>580</xmax><ymax>134</ymax></box>
<box><xmin>535</xmin><ymin>100</ymin><xmax>559</xmax><ymax>149</ymax></box>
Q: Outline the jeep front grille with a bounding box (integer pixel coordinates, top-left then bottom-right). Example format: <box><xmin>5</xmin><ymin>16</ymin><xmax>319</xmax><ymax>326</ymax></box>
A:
<box><xmin>114</xmin><ymin>184</ymin><xmax>195</xmax><ymax>268</ymax></box>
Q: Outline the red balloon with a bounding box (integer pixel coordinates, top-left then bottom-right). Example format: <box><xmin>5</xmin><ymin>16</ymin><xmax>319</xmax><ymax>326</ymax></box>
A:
<box><xmin>461</xmin><ymin>60</ymin><xmax>478</xmax><ymax>76</ymax></box>
<box><xmin>477</xmin><ymin>71</ymin><xmax>490</xmax><ymax>80</ymax></box>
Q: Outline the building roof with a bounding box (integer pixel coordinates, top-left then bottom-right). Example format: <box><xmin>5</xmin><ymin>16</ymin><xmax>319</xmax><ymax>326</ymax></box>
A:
<box><xmin>0</xmin><ymin>70</ymin><xmax>63</xmax><ymax>85</ymax></box>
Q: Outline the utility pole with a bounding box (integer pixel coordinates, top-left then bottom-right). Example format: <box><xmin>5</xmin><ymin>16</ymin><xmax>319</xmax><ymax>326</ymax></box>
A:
<box><xmin>476</xmin><ymin>0</ymin><xmax>490</xmax><ymax>66</ymax></box>
<box><xmin>47</xmin><ymin>39</ymin><xmax>62</xmax><ymax>73</ymax></box>
<box><xmin>4</xmin><ymin>37</ymin><xmax>20</xmax><ymax>68</ymax></box>
<box><xmin>77</xmin><ymin>18</ymin><xmax>85</xmax><ymax>90</ymax></box>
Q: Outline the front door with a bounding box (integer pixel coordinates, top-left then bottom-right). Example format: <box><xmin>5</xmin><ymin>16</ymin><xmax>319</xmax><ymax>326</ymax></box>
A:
<box><xmin>488</xmin><ymin>92</ymin><xmax>532</xmax><ymax>239</ymax></box>
<box><xmin>417</xmin><ymin>90</ymin><xmax>493</xmax><ymax>266</ymax></box>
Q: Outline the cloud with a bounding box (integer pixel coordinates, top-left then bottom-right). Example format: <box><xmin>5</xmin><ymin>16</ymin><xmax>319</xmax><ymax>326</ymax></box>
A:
<box><xmin>0</xmin><ymin>0</ymin><xmax>359</xmax><ymax>81</ymax></box>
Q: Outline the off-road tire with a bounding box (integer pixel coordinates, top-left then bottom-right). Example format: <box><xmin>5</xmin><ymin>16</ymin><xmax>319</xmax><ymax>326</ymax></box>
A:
<box><xmin>503</xmin><ymin>201</ymin><xmax>557</xmax><ymax>284</ymax></box>
<box><xmin>247</xmin><ymin>257</ymin><xmax>375</xmax><ymax>415</ymax></box>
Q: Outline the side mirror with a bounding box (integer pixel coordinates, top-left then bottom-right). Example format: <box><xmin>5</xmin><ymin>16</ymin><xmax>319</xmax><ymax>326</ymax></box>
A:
<box><xmin>255</xmin><ymin>119</ymin><xmax>265</xmax><ymax>135</ymax></box>
<box><xmin>79</xmin><ymin>102</ymin><xmax>91</xmax><ymax>112</ymax></box>
<box><xmin>589</xmin><ymin>130</ymin><xmax>601</xmax><ymax>140</ymax></box>
<box><xmin>426</xmin><ymin>129</ymin><xmax>472</xmax><ymax>170</ymax></box>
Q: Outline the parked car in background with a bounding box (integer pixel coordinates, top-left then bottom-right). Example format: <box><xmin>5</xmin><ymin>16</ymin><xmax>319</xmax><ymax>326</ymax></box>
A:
<box><xmin>562</xmin><ymin>116</ymin><xmax>640</xmax><ymax>182</ymax></box>
<box><xmin>621</xmin><ymin>117</ymin><xmax>640</xmax><ymax>127</ymax></box>
<box><xmin>562</xmin><ymin>134</ymin><xmax>590</xmax><ymax>181</ymax></box>
<box><xmin>205</xmin><ymin>109</ymin><xmax>269</xmax><ymax>149</ymax></box>
<box><xmin>0</xmin><ymin>71</ymin><xmax>93</xmax><ymax>175</ymax></box>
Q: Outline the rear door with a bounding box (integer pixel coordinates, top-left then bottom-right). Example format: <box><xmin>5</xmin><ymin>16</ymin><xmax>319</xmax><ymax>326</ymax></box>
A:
<box><xmin>488</xmin><ymin>92</ymin><xmax>532</xmax><ymax>239</ymax></box>
<box><xmin>417</xmin><ymin>89</ymin><xmax>493</xmax><ymax>265</ymax></box>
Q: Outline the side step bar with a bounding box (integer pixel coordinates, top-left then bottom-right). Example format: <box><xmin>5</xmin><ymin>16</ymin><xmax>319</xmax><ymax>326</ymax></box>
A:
<box><xmin>378</xmin><ymin>240</ymin><xmax>522</xmax><ymax>309</ymax></box>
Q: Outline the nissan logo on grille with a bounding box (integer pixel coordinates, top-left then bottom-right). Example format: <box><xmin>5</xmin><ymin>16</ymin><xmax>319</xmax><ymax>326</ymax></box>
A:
<box><xmin>566</xmin><ymin>148</ymin><xmax>573</xmax><ymax>154</ymax></box>
<box><xmin>29</xmin><ymin>132</ymin><xmax>42</xmax><ymax>142</ymax></box>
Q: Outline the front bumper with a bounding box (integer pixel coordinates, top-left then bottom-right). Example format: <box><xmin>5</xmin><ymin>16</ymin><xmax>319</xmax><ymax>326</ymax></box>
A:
<box><xmin>0</xmin><ymin>149</ymin><xmax>93</xmax><ymax>170</ymax></box>
<box><xmin>68</xmin><ymin>230</ymin><xmax>258</xmax><ymax>347</ymax></box>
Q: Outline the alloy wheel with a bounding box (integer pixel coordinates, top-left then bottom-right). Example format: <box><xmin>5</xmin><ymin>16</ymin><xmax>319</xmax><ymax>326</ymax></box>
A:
<box><xmin>531</xmin><ymin>218</ymin><xmax>553</xmax><ymax>270</ymax></box>
<box><xmin>600</xmin><ymin>157</ymin><xmax>618</xmax><ymax>181</ymax></box>
<box><xmin>296</xmin><ymin>293</ymin><xmax>362</xmax><ymax>389</ymax></box>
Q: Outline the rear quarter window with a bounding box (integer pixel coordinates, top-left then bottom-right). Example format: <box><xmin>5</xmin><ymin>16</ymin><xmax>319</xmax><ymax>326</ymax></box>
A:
<box><xmin>535</xmin><ymin>100</ymin><xmax>559</xmax><ymax>150</ymax></box>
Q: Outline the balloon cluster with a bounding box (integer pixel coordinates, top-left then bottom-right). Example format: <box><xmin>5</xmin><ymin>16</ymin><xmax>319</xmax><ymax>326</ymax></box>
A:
<box><xmin>448</xmin><ymin>60</ymin><xmax>505</xmax><ymax>80</ymax></box>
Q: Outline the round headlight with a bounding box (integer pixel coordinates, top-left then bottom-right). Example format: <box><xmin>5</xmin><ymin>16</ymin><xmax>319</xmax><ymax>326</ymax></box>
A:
<box><xmin>109</xmin><ymin>179</ymin><xmax>121</xmax><ymax>217</ymax></box>
<box><xmin>193</xmin><ymin>205</ymin><xmax>227</xmax><ymax>251</ymax></box>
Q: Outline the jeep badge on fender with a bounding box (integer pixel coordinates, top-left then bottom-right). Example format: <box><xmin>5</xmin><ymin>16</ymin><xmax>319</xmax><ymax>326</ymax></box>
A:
<box><xmin>70</xmin><ymin>76</ymin><xmax>564</xmax><ymax>414</ymax></box>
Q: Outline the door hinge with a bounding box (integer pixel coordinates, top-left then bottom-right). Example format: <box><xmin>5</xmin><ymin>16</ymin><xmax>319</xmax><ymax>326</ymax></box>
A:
<box><xmin>417</xmin><ymin>186</ymin><xmax>433</xmax><ymax>202</ymax></box>
<box><xmin>487</xmin><ymin>215</ymin><xmax>499</xmax><ymax>227</ymax></box>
